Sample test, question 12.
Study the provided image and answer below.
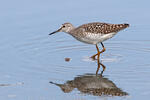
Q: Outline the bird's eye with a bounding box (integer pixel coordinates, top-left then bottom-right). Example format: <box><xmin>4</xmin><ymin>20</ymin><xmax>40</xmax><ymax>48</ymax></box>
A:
<box><xmin>62</xmin><ymin>25</ymin><xmax>65</xmax><ymax>28</ymax></box>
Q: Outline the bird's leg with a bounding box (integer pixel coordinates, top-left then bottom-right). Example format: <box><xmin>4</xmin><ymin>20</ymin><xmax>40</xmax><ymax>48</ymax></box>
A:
<box><xmin>90</xmin><ymin>43</ymin><xmax>106</xmax><ymax>60</ymax></box>
<box><xmin>98</xmin><ymin>42</ymin><xmax>106</xmax><ymax>56</ymax></box>
<box><xmin>90</xmin><ymin>44</ymin><xmax>100</xmax><ymax>60</ymax></box>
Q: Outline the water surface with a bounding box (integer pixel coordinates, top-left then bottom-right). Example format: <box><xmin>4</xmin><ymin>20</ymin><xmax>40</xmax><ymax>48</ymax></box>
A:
<box><xmin>0</xmin><ymin>0</ymin><xmax>150</xmax><ymax>100</ymax></box>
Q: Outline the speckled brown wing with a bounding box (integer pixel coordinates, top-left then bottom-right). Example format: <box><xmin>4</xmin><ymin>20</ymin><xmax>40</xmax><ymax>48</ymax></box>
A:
<box><xmin>78</xmin><ymin>22</ymin><xmax>129</xmax><ymax>34</ymax></box>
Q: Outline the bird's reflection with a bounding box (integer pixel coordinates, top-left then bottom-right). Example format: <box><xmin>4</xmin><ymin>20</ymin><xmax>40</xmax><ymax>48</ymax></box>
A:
<box><xmin>50</xmin><ymin>63</ymin><xmax>128</xmax><ymax>96</ymax></box>
<box><xmin>96</xmin><ymin>59</ymin><xmax>105</xmax><ymax>75</ymax></box>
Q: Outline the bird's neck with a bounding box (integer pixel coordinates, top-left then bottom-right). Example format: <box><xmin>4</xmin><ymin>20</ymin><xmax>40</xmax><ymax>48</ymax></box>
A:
<box><xmin>65</xmin><ymin>27</ymin><xmax>75</xmax><ymax>33</ymax></box>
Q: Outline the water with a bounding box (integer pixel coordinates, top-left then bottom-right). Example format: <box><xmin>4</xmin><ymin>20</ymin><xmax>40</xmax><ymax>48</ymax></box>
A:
<box><xmin>0</xmin><ymin>0</ymin><xmax>150</xmax><ymax>100</ymax></box>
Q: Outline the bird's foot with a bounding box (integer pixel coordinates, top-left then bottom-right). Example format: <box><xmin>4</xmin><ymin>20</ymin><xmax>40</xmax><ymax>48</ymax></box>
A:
<box><xmin>90</xmin><ymin>53</ymin><xmax>100</xmax><ymax>60</ymax></box>
<box><xmin>90</xmin><ymin>55</ymin><xmax>97</xmax><ymax>60</ymax></box>
<box><xmin>90</xmin><ymin>48</ymin><xmax>106</xmax><ymax>60</ymax></box>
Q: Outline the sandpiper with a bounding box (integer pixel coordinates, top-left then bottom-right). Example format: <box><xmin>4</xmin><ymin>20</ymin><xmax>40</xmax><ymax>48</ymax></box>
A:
<box><xmin>49</xmin><ymin>22</ymin><xmax>129</xmax><ymax>60</ymax></box>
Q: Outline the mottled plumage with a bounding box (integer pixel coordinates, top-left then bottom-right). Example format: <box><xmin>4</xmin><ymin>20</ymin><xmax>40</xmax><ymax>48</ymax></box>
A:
<box><xmin>67</xmin><ymin>22</ymin><xmax>129</xmax><ymax>44</ymax></box>
<box><xmin>77</xmin><ymin>22</ymin><xmax>129</xmax><ymax>34</ymax></box>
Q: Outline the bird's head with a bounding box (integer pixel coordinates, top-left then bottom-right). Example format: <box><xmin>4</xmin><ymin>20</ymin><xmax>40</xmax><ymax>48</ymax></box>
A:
<box><xmin>49</xmin><ymin>23</ymin><xmax>74</xmax><ymax>35</ymax></box>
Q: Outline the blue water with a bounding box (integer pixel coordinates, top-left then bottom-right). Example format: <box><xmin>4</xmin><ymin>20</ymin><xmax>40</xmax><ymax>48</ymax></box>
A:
<box><xmin>0</xmin><ymin>0</ymin><xmax>150</xmax><ymax>100</ymax></box>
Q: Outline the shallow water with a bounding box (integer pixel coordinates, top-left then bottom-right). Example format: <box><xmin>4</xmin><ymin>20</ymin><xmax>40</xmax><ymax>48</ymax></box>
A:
<box><xmin>0</xmin><ymin>0</ymin><xmax>150</xmax><ymax>100</ymax></box>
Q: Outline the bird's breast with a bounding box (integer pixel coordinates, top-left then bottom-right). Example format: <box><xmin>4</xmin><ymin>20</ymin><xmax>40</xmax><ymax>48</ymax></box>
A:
<box><xmin>73</xmin><ymin>32</ymin><xmax>117</xmax><ymax>44</ymax></box>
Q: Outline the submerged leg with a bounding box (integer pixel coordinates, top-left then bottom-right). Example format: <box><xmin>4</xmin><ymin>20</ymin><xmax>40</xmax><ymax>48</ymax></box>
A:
<box><xmin>90</xmin><ymin>42</ymin><xmax>106</xmax><ymax>60</ymax></box>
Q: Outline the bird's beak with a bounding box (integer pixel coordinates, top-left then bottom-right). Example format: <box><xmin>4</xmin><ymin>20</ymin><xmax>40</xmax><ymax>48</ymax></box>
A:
<box><xmin>49</xmin><ymin>81</ymin><xmax>62</xmax><ymax>87</ymax></box>
<box><xmin>49</xmin><ymin>27</ymin><xmax>62</xmax><ymax>35</ymax></box>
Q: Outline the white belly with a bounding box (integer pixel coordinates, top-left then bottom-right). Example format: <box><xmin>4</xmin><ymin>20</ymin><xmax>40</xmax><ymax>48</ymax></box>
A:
<box><xmin>75</xmin><ymin>32</ymin><xmax>117</xmax><ymax>44</ymax></box>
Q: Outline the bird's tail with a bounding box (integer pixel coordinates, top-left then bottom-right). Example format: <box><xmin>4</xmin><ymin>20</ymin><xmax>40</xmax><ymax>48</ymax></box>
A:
<box><xmin>123</xmin><ymin>23</ymin><xmax>130</xmax><ymax>28</ymax></box>
<box><xmin>114</xmin><ymin>23</ymin><xmax>129</xmax><ymax>32</ymax></box>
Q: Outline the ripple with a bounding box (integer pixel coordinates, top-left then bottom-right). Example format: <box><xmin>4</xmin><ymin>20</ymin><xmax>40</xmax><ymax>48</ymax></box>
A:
<box><xmin>15</xmin><ymin>33</ymin><xmax>150</xmax><ymax>56</ymax></box>
<box><xmin>13</xmin><ymin>33</ymin><xmax>150</xmax><ymax>83</ymax></box>
<box><xmin>0</xmin><ymin>82</ymin><xmax>24</xmax><ymax>87</ymax></box>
